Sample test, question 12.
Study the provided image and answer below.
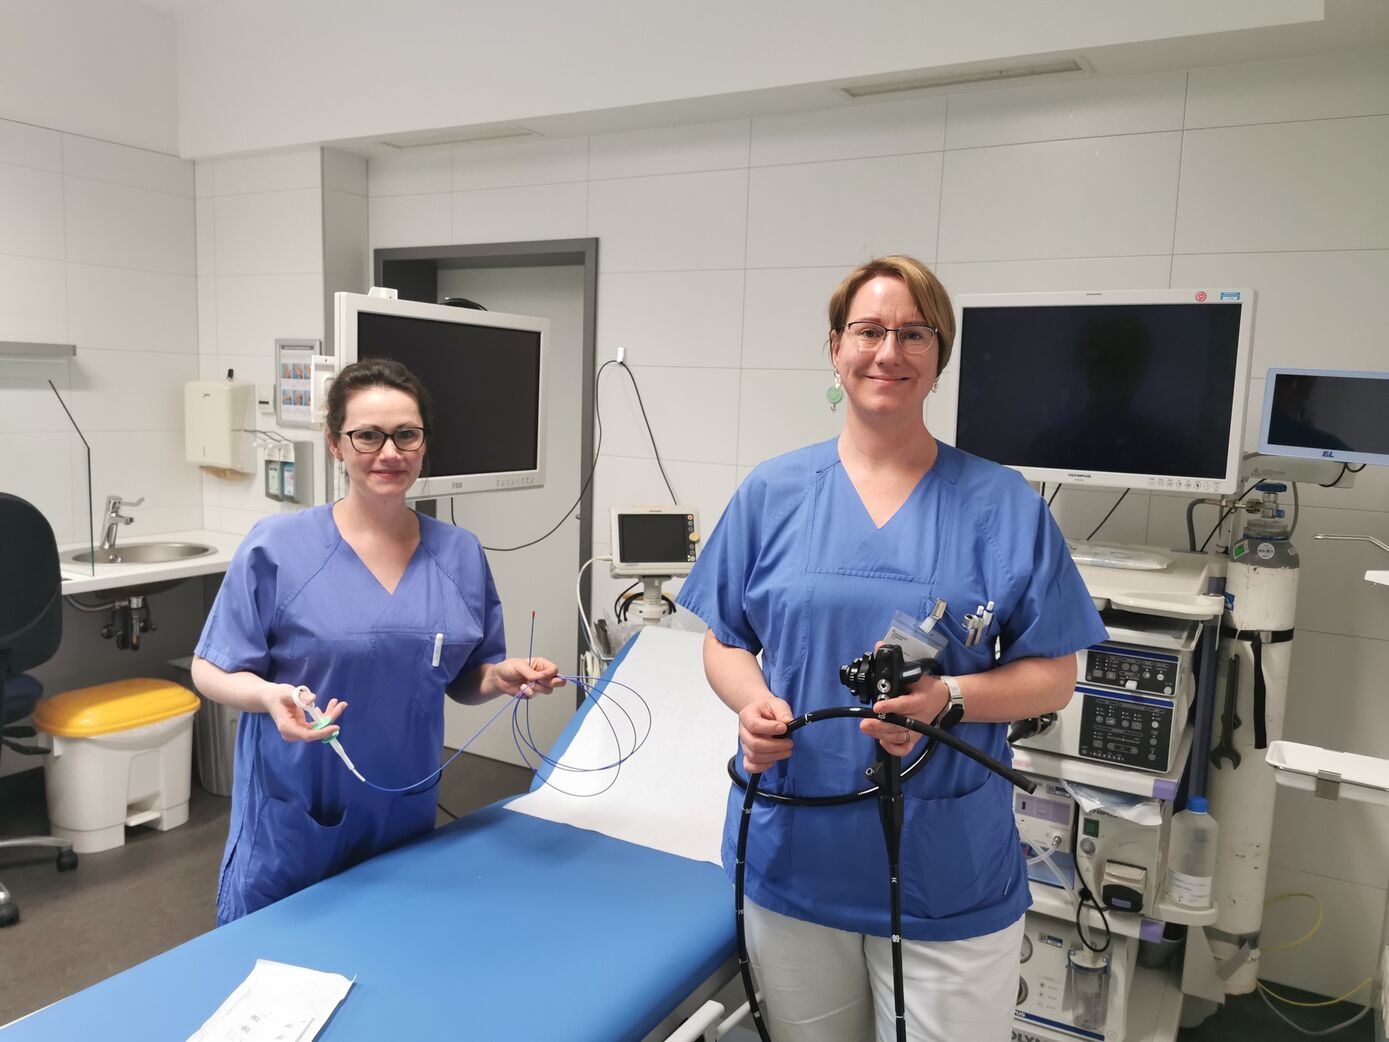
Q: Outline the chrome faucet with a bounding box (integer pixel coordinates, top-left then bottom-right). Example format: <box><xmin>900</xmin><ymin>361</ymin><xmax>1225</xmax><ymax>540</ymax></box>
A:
<box><xmin>99</xmin><ymin>495</ymin><xmax>144</xmax><ymax>555</ymax></box>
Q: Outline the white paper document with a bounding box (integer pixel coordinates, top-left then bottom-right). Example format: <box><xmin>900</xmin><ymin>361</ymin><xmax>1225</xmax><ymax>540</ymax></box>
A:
<box><xmin>187</xmin><ymin>959</ymin><xmax>353</xmax><ymax>1042</ymax></box>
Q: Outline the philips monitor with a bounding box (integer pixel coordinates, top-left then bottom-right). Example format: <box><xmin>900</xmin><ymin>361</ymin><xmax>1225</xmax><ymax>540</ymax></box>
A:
<box><xmin>1259</xmin><ymin>368</ymin><xmax>1389</xmax><ymax>468</ymax></box>
<box><xmin>933</xmin><ymin>289</ymin><xmax>1255</xmax><ymax>494</ymax></box>
<box><xmin>609</xmin><ymin>506</ymin><xmax>699</xmax><ymax>578</ymax></box>
<box><xmin>333</xmin><ymin>292</ymin><xmax>548</xmax><ymax>499</ymax></box>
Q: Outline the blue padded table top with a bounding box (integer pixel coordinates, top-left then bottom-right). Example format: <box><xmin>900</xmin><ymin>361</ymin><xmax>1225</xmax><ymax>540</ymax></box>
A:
<box><xmin>2</xmin><ymin>803</ymin><xmax>735</xmax><ymax>1041</ymax></box>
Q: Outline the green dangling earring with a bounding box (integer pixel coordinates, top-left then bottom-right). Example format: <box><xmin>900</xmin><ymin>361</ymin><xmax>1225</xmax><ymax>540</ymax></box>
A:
<box><xmin>826</xmin><ymin>370</ymin><xmax>843</xmax><ymax>412</ymax></box>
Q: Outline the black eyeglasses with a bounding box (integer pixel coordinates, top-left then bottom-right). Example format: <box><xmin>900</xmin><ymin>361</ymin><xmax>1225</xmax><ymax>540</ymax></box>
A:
<box><xmin>340</xmin><ymin>427</ymin><xmax>428</xmax><ymax>452</ymax></box>
<box><xmin>841</xmin><ymin>321</ymin><xmax>939</xmax><ymax>355</ymax></box>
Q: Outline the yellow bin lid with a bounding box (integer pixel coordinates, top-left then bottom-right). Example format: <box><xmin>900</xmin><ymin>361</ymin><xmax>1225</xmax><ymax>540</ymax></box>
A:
<box><xmin>34</xmin><ymin>678</ymin><xmax>200</xmax><ymax>737</ymax></box>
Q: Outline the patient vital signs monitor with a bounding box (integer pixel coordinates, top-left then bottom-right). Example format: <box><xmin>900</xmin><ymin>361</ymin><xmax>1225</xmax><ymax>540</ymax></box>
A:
<box><xmin>334</xmin><ymin>292</ymin><xmax>548</xmax><ymax>499</ymax></box>
<box><xmin>935</xmin><ymin>289</ymin><xmax>1256</xmax><ymax>494</ymax></box>
<box><xmin>610</xmin><ymin>506</ymin><xmax>699</xmax><ymax>578</ymax></box>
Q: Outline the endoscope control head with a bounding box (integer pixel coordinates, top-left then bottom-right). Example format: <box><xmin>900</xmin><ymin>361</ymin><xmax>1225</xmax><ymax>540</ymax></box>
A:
<box><xmin>839</xmin><ymin>644</ymin><xmax>940</xmax><ymax>705</ymax></box>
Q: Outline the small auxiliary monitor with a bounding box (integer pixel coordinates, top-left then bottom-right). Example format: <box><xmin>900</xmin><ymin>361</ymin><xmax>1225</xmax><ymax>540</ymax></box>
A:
<box><xmin>1259</xmin><ymin>368</ymin><xmax>1389</xmax><ymax>468</ymax></box>
<box><xmin>610</xmin><ymin>506</ymin><xmax>699</xmax><ymax>578</ymax></box>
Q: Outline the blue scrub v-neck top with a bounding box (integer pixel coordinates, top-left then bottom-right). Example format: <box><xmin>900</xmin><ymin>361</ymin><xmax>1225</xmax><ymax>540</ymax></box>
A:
<box><xmin>677</xmin><ymin>439</ymin><xmax>1106</xmax><ymax>942</ymax></box>
<box><xmin>195</xmin><ymin>504</ymin><xmax>506</xmax><ymax>923</ymax></box>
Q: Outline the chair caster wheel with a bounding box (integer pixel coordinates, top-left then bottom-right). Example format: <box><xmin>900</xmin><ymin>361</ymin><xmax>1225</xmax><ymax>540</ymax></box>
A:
<box><xmin>0</xmin><ymin>901</ymin><xmax>18</xmax><ymax>927</ymax></box>
<box><xmin>57</xmin><ymin>849</ymin><xmax>78</xmax><ymax>872</ymax></box>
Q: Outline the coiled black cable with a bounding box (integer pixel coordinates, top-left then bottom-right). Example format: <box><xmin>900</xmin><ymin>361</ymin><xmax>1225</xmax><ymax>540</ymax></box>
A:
<box><xmin>730</xmin><ymin>706</ymin><xmax>1036</xmax><ymax>1042</ymax></box>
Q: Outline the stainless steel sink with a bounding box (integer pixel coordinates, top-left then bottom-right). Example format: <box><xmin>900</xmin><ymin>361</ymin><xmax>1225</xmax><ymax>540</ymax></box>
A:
<box><xmin>64</xmin><ymin>541</ymin><xmax>217</xmax><ymax>565</ymax></box>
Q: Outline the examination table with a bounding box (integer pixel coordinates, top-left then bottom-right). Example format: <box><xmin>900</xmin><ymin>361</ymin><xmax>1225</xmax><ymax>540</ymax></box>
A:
<box><xmin>1</xmin><ymin>627</ymin><xmax>739</xmax><ymax>1041</ymax></box>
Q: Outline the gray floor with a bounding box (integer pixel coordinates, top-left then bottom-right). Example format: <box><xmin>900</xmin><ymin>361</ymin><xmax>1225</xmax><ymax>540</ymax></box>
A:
<box><xmin>0</xmin><ymin>760</ymin><xmax>1374</xmax><ymax>1040</ymax></box>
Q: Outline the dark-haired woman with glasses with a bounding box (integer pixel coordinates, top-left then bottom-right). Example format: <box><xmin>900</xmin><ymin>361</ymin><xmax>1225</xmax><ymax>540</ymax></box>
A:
<box><xmin>191</xmin><ymin>358</ymin><xmax>564</xmax><ymax>924</ymax></box>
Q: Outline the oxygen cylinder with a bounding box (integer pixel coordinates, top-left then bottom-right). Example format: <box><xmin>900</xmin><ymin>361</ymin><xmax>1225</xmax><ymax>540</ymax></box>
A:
<box><xmin>1207</xmin><ymin>483</ymin><xmax>1299</xmax><ymax>995</ymax></box>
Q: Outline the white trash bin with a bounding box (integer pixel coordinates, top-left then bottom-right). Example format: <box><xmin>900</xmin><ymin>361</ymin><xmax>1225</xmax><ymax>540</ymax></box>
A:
<box><xmin>33</xmin><ymin>678</ymin><xmax>200</xmax><ymax>854</ymax></box>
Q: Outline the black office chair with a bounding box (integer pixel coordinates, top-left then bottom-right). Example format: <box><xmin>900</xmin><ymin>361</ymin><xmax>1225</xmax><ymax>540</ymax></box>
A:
<box><xmin>0</xmin><ymin>493</ymin><xmax>78</xmax><ymax>926</ymax></box>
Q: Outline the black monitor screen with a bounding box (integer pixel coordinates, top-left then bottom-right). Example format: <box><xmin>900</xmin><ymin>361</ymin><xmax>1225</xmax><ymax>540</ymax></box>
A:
<box><xmin>955</xmin><ymin>303</ymin><xmax>1243</xmax><ymax>480</ymax></box>
<box><xmin>617</xmin><ymin>514</ymin><xmax>690</xmax><ymax>565</ymax></box>
<box><xmin>357</xmin><ymin>311</ymin><xmax>541</xmax><ymax>476</ymax></box>
<box><xmin>1266</xmin><ymin>373</ymin><xmax>1389</xmax><ymax>456</ymax></box>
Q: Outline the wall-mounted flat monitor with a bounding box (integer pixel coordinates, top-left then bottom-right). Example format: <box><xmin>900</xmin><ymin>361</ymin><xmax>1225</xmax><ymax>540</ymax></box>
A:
<box><xmin>932</xmin><ymin>289</ymin><xmax>1256</xmax><ymax>495</ymax></box>
<box><xmin>609</xmin><ymin>506</ymin><xmax>699</xmax><ymax>578</ymax></box>
<box><xmin>334</xmin><ymin>292</ymin><xmax>548</xmax><ymax>499</ymax></box>
<box><xmin>1259</xmin><ymin>368</ymin><xmax>1389</xmax><ymax>467</ymax></box>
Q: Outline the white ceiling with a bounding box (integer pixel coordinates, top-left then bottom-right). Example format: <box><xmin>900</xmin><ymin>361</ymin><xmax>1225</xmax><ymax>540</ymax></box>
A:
<box><xmin>137</xmin><ymin>0</ymin><xmax>1389</xmax><ymax>158</ymax></box>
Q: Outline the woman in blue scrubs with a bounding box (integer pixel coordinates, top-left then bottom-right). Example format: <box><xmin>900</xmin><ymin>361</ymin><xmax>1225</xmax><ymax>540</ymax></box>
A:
<box><xmin>191</xmin><ymin>359</ymin><xmax>563</xmax><ymax>924</ymax></box>
<box><xmin>677</xmin><ymin>256</ymin><xmax>1106</xmax><ymax>1042</ymax></box>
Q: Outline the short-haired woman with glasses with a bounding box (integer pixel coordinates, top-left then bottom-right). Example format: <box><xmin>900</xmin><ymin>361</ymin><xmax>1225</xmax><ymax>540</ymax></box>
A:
<box><xmin>191</xmin><ymin>358</ymin><xmax>564</xmax><ymax>924</ymax></box>
<box><xmin>678</xmin><ymin>257</ymin><xmax>1105</xmax><ymax>1041</ymax></box>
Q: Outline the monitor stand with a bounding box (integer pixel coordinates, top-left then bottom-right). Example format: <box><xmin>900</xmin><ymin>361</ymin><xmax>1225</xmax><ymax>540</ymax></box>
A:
<box><xmin>1066</xmin><ymin>540</ymin><xmax>1172</xmax><ymax>571</ymax></box>
<box><xmin>632</xmin><ymin>576</ymin><xmax>672</xmax><ymax>625</ymax></box>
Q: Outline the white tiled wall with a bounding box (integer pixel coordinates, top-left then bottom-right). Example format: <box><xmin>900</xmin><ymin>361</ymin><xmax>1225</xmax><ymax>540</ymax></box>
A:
<box><xmin>365</xmin><ymin>47</ymin><xmax>1389</xmax><ymax>998</ymax></box>
<box><xmin>0</xmin><ymin>119</ymin><xmax>204</xmax><ymax>770</ymax></box>
<box><xmin>194</xmin><ymin>147</ymin><xmax>368</xmax><ymax>535</ymax></box>
<box><xmin>0</xmin><ymin>118</ymin><xmax>199</xmax><ymax>548</ymax></box>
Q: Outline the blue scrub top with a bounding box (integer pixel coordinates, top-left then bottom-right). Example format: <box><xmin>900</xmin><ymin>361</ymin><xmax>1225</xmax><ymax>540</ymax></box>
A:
<box><xmin>195</xmin><ymin>505</ymin><xmax>506</xmax><ymax>924</ymax></box>
<box><xmin>677</xmin><ymin>439</ymin><xmax>1107</xmax><ymax>942</ymax></box>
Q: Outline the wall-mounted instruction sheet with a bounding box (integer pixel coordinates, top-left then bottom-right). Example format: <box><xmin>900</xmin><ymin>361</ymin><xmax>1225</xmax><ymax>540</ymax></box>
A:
<box><xmin>276</xmin><ymin>338</ymin><xmax>320</xmax><ymax>428</ymax></box>
<box><xmin>186</xmin><ymin>959</ymin><xmax>353</xmax><ymax>1042</ymax></box>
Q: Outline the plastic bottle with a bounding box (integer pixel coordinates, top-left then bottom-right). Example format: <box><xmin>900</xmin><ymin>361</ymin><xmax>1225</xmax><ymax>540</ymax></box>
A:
<box><xmin>1165</xmin><ymin>796</ymin><xmax>1218</xmax><ymax>910</ymax></box>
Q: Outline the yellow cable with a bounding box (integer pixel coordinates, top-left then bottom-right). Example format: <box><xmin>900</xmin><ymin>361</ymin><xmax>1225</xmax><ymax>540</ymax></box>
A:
<box><xmin>1257</xmin><ymin>978</ymin><xmax>1374</xmax><ymax>1008</ymax></box>
<box><xmin>1260</xmin><ymin>891</ymin><xmax>1324</xmax><ymax>953</ymax></box>
<box><xmin>1258</xmin><ymin>892</ymin><xmax>1373</xmax><ymax>1009</ymax></box>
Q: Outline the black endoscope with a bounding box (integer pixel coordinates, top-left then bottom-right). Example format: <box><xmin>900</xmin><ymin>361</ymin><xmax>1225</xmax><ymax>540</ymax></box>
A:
<box><xmin>729</xmin><ymin>645</ymin><xmax>1035</xmax><ymax>1042</ymax></box>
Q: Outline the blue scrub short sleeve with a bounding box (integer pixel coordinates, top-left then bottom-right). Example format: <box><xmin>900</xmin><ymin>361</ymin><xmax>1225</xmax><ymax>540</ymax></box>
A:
<box><xmin>195</xmin><ymin>535</ymin><xmax>278</xmax><ymax>675</ymax></box>
<box><xmin>997</xmin><ymin>496</ymin><xmax>1107</xmax><ymax>664</ymax></box>
<box><xmin>457</xmin><ymin>552</ymin><xmax>507</xmax><ymax>676</ymax></box>
<box><xmin>676</xmin><ymin>485</ymin><xmax>763</xmax><ymax>656</ymax></box>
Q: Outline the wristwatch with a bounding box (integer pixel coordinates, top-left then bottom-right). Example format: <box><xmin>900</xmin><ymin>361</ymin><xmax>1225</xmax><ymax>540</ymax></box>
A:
<box><xmin>941</xmin><ymin>675</ymin><xmax>965</xmax><ymax>724</ymax></box>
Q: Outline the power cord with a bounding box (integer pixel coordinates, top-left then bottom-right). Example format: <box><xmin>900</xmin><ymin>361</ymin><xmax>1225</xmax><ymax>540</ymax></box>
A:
<box><xmin>475</xmin><ymin>359</ymin><xmax>617</xmax><ymax>552</ymax></box>
<box><xmin>461</xmin><ymin>358</ymin><xmax>678</xmax><ymax>552</ymax></box>
<box><xmin>1071</xmin><ymin>856</ymin><xmax>1112</xmax><ymax>954</ymax></box>
<box><xmin>617</xmin><ymin>361</ymin><xmax>679</xmax><ymax>505</ymax></box>
<box><xmin>1086</xmin><ymin>489</ymin><xmax>1129</xmax><ymax>541</ymax></box>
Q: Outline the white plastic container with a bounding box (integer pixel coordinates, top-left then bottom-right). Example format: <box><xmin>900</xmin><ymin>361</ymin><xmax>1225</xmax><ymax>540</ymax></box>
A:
<box><xmin>1165</xmin><ymin>795</ymin><xmax>1219</xmax><ymax>910</ymax></box>
<box><xmin>34</xmin><ymin>679</ymin><xmax>199</xmax><ymax>854</ymax></box>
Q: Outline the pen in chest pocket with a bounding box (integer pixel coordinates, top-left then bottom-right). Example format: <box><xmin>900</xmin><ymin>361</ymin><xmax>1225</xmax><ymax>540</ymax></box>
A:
<box><xmin>432</xmin><ymin>632</ymin><xmax>443</xmax><ymax>668</ymax></box>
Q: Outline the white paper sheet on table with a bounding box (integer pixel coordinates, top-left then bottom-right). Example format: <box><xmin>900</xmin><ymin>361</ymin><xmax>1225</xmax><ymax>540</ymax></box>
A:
<box><xmin>506</xmin><ymin>626</ymin><xmax>735</xmax><ymax>865</ymax></box>
<box><xmin>186</xmin><ymin>959</ymin><xmax>353</xmax><ymax>1042</ymax></box>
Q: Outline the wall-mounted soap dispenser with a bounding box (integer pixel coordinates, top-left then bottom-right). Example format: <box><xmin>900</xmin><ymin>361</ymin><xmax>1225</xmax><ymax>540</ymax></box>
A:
<box><xmin>184</xmin><ymin>374</ymin><xmax>254</xmax><ymax>472</ymax></box>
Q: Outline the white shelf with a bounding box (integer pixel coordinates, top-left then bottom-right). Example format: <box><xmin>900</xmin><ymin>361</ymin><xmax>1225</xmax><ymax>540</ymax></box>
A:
<box><xmin>1028</xmin><ymin>882</ymin><xmax>1217</xmax><ymax>944</ymax></box>
<box><xmin>1268</xmin><ymin>741</ymin><xmax>1389</xmax><ymax>809</ymax></box>
<box><xmin>0</xmin><ymin>340</ymin><xmax>76</xmax><ymax>361</ymax></box>
<box><xmin>1076</xmin><ymin>549</ymin><xmax>1225</xmax><ymax>622</ymax></box>
<box><xmin>1013</xmin><ymin>727</ymin><xmax>1191</xmax><ymax>801</ymax></box>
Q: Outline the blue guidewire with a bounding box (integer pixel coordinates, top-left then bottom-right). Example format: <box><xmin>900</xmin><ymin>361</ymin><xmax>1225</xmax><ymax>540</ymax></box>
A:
<box><xmin>517</xmin><ymin>674</ymin><xmax>650</xmax><ymax>773</ymax></box>
<box><xmin>323</xmin><ymin>671</ymin><xmax>651</xmax><ymax>795</ymax></box>
<box><xmin>510</xmin><ymin>674</ymin><xmax>652</xmax><ymax>797</ymax></box>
